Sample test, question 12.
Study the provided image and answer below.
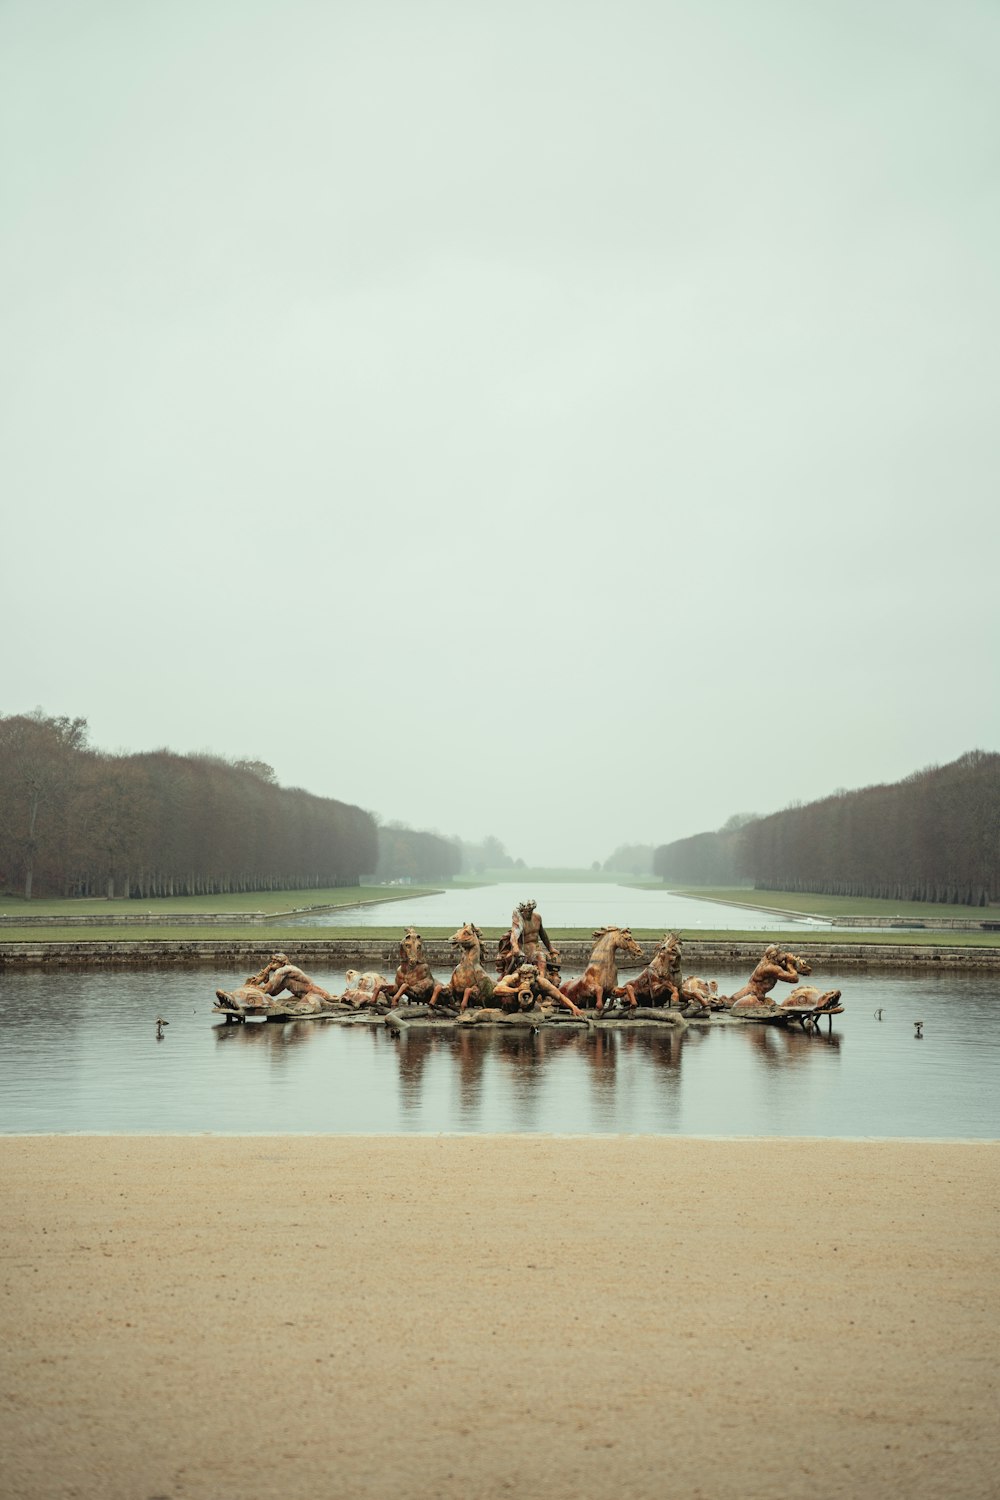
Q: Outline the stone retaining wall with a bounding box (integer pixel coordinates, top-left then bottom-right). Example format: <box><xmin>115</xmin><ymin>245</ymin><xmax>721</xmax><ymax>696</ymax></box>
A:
<box><xmin>3</xmin><ymin>938</ymin><xmax>999</xmax><ymax>972</ymax></box>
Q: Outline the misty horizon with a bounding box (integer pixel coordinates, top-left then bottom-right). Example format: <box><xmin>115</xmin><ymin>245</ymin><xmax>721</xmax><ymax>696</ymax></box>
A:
<box><xmin>4</xmin><ymin>2</ymin><xmax>999</xmax><ymax>866</ymax></box>
<box><xmin>6</xmin><ymin>704</ymin><xmax>993</xmax><ymax>870</ymax></box>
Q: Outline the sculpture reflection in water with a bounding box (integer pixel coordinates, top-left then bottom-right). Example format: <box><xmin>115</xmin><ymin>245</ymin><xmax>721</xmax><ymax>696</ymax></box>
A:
<box><xmin>213</xmin><ymin>1016</ymin><xmax>318</xmax><ymax>1053</ymax></box>
<box><xmin>394</xmin><ymin>1025</ymin><xmax>584</xmax><ymax>1128</ymax></box>
<box><xmin>389</xmin><ymin>1022</ymin><xmax>690</xmax><ymax>1131</ymax></box>
<box><xmin>394</xmin><ymin>1026</ymin><xmax>443</xmax><ymax>1112</ymax></box>
<box><xmin>742</xmin><ymin>1022</ymin><xmax>842</xmax><ymax>1067</ymax></box>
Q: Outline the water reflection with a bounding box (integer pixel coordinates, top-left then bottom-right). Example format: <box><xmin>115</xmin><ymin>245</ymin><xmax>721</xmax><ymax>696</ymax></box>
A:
<box><xmin>742</xmin><ymin>1022</ymin><xmax>843</xmax><ymax>1067</ymax></box>
<box><xmin>1</xmin><ymin>965</ymin><xmax>997</xmax><ymax>1137</ymax></box>
<box><xmin>213</xmin><ymin>1018</ymin><xmax>319</xmax><ymax>1056</ymax></box>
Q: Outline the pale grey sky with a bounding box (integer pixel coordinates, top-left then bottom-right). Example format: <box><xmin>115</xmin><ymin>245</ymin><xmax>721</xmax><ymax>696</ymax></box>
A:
<box><xmin>3</xmin><ymin>0</ymin><xmax>998</xmax><ymax>866</ymax></box>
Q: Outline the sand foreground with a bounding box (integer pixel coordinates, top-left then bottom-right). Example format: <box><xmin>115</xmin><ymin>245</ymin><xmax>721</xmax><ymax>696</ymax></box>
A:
<box><xmin>2</xmin><ymin>1136</ymin><xmax>998</xmax><ymax>1500</ymax></box>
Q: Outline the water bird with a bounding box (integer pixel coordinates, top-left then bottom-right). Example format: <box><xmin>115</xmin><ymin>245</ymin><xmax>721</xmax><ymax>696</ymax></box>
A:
<box><xmin>874</xmin><ymin>1009</ymin><xmax>884</xmax><ymax>1020</ymax></box>
<box><xmin>914</xmin><ymin>1021</ymin><xmax>924</xmax><ymax>1038</ymax></box>
<box><xmin>156</xmin><ymin>1016</ymin><xmax>169</xmax><ymax>1038</ymax></box>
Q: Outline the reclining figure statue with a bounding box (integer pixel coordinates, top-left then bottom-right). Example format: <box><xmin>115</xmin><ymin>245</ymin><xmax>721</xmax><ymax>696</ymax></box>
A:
<box><xmin>216</xmin><ymin>953</ymin><xmax>336</xmax><ymax>1016</ymax></box>
<box><xmin>341</xmin><ymin>969</ymin><xmax>392</xmax><ymax>1008</ymax></box>
<box><xmin>777</xmin><ymin>984</ymin><xmax>842</xmax><ymax>1013</ymax></box>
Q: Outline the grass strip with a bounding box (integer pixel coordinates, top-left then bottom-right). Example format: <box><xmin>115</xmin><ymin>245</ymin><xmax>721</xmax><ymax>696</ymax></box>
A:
<box><xmin>3</xmin><ymin>926</ymin><xmax>999</xmax><ymax>947</ymax></box>
<box><xmin>670</xmin><ymin>887</ymin><xmax>1000</xmax><ymax>921</ymax></box>
<box><xmin>0</xmin><ymin>885</ymin><xmax>443</xmax><ymax>919</ymax></box>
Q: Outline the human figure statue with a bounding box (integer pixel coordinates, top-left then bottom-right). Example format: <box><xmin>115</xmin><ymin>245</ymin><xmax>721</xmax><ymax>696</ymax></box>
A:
<box><xmin>729</xmin><ymin>946</ymin><xmax>810</xmax><ymax>1010</ymax></box>
<box><xmin>501</xmin><ymin>898</ymin><xmax>558</xmax><ymax>975</ymax></box>
<box><xmin>493</xmin><ymin>961</ymin><xmax>584</xmax><ymax>1018</ymax></box>
<box><xmin>251</xmin><ymin>954</ymin><xmax>336</xmax><ymax>1006</ymax></box>
<box><xmin>216</xmin><ymin>953</ymin><xmax>335</xmax><ymax>1015</ymax></box>
<box><xmin>341</xmin><ymin>969</ymin><xmax>391</xmax><ymax>1008</ymax></box>
<box><xmin>679</xmin><ymin>977</ymin><xmax>725</xmax><ymax>1010</ymax></box>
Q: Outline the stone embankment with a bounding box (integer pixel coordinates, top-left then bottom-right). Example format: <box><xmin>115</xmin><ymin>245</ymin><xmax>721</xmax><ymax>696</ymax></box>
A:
<box><xmin>831</xmin><ymin>915</ymin><xmax>1000</xmax><ymax>931</ymax></box>
<box><xmin>2</xmin><ymin>937</ymin><xmax>999</xmax><ymax>972</ymax></box>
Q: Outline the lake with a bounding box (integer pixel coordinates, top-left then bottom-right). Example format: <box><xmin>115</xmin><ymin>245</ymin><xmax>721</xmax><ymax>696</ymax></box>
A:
<box><xmin>2</xmin><ymin>965</ymin><xmax>997</xmax><ymax>1138</ymax></box>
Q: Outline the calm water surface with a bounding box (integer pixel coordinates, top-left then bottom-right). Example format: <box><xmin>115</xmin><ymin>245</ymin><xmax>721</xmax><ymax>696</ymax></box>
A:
<box><xmin>288</xmin><ymin>882</ymin><xmax>833</xmax><ymax>931</ymax></box>
<box><xmin>2</xmin><ymin>966</ymin><xmax>997</xmax><ymax>1138</ymax></box>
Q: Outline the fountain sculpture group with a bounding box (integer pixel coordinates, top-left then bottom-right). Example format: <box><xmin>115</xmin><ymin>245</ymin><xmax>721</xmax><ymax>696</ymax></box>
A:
<box><xmin>214</xmin><ymin>898</ymin><xmax>844</xmax><ymax>1028</ymax></box>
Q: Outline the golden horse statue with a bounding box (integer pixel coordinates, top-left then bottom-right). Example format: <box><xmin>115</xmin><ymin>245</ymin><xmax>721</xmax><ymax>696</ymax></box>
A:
<box><xmin>560</xmin><ymin>927</ymin><xmax>644</xmax><ymax>1013</ymax></box>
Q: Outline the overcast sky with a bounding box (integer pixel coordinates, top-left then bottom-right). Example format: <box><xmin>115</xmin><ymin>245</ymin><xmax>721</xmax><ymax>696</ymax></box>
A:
<box><xmin>3</xmin><ymin>0</ymin><xmax>998</xmax><ymax>866</ymax></box>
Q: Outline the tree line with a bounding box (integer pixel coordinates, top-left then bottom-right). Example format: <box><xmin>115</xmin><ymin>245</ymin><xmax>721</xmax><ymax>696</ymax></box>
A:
<box><xmin>0</xmin><ymin>711</ymin><xmax>377</xmax><ymax>899</ymax></box>
<box><xmin>373</xmin><ymin>824</ymin><xmax>461</xmax><ymax>883</ymax></box>
<box><xmin>653</xmin><ymin>752</ymin><xmax>1000</xmax><ymax>906</ymax></box>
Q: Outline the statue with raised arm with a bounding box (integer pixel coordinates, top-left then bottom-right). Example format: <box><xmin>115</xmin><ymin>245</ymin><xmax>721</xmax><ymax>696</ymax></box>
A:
<box><xmin>729</xmin><ymin>946</ymin><xmax>811</xmax><ymax>1010</ymax></box>
<box><xmin>500</xmin><ymin>898</ymin><xmax>558</xmax><ymax>975</ymax></box>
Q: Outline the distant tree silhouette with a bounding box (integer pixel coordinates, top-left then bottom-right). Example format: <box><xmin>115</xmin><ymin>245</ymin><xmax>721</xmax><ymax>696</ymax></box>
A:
<box><xmin>652</xmin><ymin>753</ymin><xmax>1000</xmax><ymax>905</ymax></box>
<box><xmin>0</xmin><ymin>711</ymin><xmax>376</xmax><ymax>898</ymax></box>
<box><xmin>373</xmin><ymin>827</ymin><xmax>460</xmax><ymax>882</ymax></box>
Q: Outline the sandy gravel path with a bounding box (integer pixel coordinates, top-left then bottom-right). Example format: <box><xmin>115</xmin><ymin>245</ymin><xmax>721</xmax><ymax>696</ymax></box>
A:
<box><xmin>2</xmin><ymin>1136</ymin><xmax>997</xmax><ymax>1500</ymax></box>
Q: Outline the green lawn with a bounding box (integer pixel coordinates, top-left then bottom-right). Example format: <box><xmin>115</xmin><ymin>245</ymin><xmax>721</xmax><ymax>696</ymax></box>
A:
<box><xmin>453</xmin><ymin>868</ymin><xmax>612</xmax><ymax>884</ymax></box>
<box><xmin>2</xmin><ymin>880</ymin><xmax>997</xmax><ymax>948</ymax></box>
<box><xmin>671</xmin><ymin>887</ymin><xmax>998</xmax><ymax>922</ymax></box>
<box><xmin>2</xmin><ymin>924</ymin><xmax>998</xmax><ymax>948</ymax></box>
<box><xmin>0</xmin><ymin>885</ymin><xmax>441</xmax><ymax>918</ymax></box>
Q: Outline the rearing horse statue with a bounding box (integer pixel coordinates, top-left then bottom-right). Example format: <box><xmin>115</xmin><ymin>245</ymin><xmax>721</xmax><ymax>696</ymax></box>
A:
<box><xmin>616</xmin><ymin>931</ymin><xmax>683</xmax><ymax>1010</ymax></box>
<box><xmin>560</xmin><ymin>927</ymin><xmax>645</xmax><ymax>1013</ymax></box>
<box><xmin>444</xmin><ymin>922</ymin><xmax>495</xmax><ymax>1011</ymax></box>
<box><xmin>386</xmin><ymin>927</ymin><xmax>443</xmax><ymax>1007</ymax></box>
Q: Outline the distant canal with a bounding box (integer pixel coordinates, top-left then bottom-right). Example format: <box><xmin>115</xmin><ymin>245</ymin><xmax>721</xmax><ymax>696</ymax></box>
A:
<box><xmin>2</xmin><ymin>966</ymin><xmax>996</xmax><ymax>1138</ymax></box>
<box><xmin>287</xmin><ymin>882</ymin><xmax>832</xmax><ymax>931</ymax></box>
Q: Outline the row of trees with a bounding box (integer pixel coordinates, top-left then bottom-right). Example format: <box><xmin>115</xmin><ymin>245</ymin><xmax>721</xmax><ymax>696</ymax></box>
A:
<box><xmin>653</xmin><ymin>753</ymin><xmax>1000</xmax><ymax>906</ymax></box>
<box><xmin>372</xmin><ymin>824</ymin><xmax>461</xmax><ymax>883</ymax></box>
<box><xmin>652</xmin><ymin>829</ymin><xmax>743</xmax><ymax>886</ymax></box>
<box><xmin>371</xmin><ymin>829</ymin><xmax>524</xmax><ymax>882</ymax></box>
<box><xmin>602</xmin><ymin>843</ymin><xmax>655</xmax><ymax>877</ymax></box>
<box><xmin>0</xmin><ymin>711</ymin><xmax>377</xmax><ymax>899</ymax></box>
